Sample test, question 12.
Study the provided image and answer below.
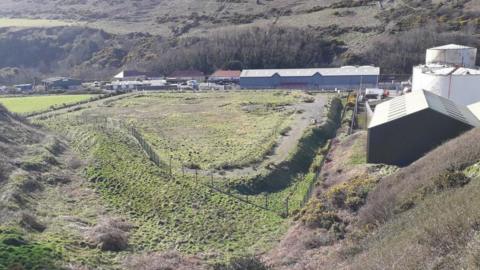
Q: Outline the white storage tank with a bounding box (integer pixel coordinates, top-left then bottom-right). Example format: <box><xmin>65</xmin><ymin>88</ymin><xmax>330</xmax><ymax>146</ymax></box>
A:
<box><xmin>426</xmin><ymin>44</ymin><xmax>477</xmax><ymax>68</ymax></box>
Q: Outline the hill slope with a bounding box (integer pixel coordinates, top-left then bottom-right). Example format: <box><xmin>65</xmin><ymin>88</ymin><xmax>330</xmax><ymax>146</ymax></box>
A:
<box><xmin>0</xmin><ymin>105</ymin><xmax>125</xmax><ymax>269</ymax></box>
<box><xmin>0</xmin><ymin>0</ymin><xmax>477</xmax><ymax>82</ymax></box>
<box><xmin>268</xmin><ymin>127</ymin><xmax>480</xmax><ymax>269</ymax></box>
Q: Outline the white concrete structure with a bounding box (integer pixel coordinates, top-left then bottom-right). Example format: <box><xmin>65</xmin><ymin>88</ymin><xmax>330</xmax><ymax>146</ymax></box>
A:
<box><xmin>426</xmin><ymin>44</ymin><xmax>477</xmax><ymax>68</ymax></box>
<box><xmin>412</xmin><ymin>44</ymin><xmax>480</xmax><ymax>106</ymax></box>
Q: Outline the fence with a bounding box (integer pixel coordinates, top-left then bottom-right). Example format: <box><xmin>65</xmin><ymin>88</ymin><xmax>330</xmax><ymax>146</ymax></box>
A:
<box><xmin>22</xmin><ymin>92</ymin><xmax>125</xmax><ymax>119</ymax></box>
<box><xmin>48</xmin><ymin>97</ymin><xmax>345</xmax><ymax>217</ymax></box>
<box><xmin>298</xmin><ymin>99</ymin><xmax>351</xmax><ymax>209</ymax></box>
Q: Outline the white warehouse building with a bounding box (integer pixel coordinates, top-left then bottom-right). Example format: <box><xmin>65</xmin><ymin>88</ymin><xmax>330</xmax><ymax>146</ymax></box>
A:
<box><xmin>412</xmin><ymin>44</ymin><xmax>480</xmax><ymax>106</ymax></box>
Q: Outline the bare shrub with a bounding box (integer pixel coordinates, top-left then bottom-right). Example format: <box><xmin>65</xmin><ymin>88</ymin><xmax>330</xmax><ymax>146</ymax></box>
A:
<box><xmin>433</xmin><ymin>171</ymin><xmax>470</xmax><ymax>190</ymax></box>
<box><xmin>361</xmin><ymin>24</ymin><xmax>480</xmax><ymax>75</ymax></box>
<box><xmin>86</xmin><ymin>218</ymin><xmax>132</xmax><ymax>251</ymax></box>
<box><xmin>125</xmin><ymin>251</ymin><xmax>206</xmax><ymax>270</ymax></box>
<box><xmin>303</xmin><ymin>232</ymin><xmax>334</xmax><ymax>249</ymax></box>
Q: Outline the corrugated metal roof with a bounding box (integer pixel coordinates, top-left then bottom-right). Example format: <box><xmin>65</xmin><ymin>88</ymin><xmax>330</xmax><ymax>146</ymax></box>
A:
<box><xmin>429</xmin><ymin>44</ymin><xmax>475</xmax><ymax>50</ymax></box>
<box><xmin>368</xmin><ymin>90</ymin><xmax>480</xmax><ymax>128</ymax></box>
<box><xmin>240</xmin><ymin>66</ymin><xmax>380</xmax><ymax>78</ymax></box>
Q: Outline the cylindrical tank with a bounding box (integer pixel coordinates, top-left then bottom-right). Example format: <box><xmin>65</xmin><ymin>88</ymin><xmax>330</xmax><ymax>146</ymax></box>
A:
<box><xmin>426</xmin><ymin>44</ymin><xmax>477</xmax><ymax>68</ymax></box>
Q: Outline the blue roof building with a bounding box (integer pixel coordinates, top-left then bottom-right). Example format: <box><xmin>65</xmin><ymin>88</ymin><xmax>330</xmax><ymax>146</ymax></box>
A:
<box><xmin>240</xmin><ymin>66</ymin><xmax>380</xmax><ymax>90</ymax></box>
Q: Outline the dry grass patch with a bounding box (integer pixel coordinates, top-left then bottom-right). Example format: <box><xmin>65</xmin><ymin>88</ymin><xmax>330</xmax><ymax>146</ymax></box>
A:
<box><xmin>86</xmin><ymin>218</ymin><xmax>133</xmax><ymax>252</ymax></box>
<box><xmin>125</xmin><ymin>251</ymin><xmax>206</xmax><ymax>270</ymax></box>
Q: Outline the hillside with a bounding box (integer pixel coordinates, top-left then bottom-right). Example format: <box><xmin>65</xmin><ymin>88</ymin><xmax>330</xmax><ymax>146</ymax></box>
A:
<box><xmin>0</xmin><ymin>104</ymin><xmax>114</xmax><ymax>269</ymax></box>
<box><xmin>265</xmin><ymin>125</ymin><xmax>480</xmax><ymax>269</ymax></box>
<box><xmin>0</xmin><ymin>0</ymin><xmax>477</xmax><ymax>82</ymax></box>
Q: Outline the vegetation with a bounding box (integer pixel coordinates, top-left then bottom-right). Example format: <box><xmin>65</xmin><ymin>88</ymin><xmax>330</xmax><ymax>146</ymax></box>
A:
<box><xmin>28</xmin><ymin>92</ymin><xmax>342</xmax><ymax>267</ymax></box>
<box><xmin>0</xmin><ymin>94</ymin><xmax>97</xmax><ymax>114</ymax></box>
<box><xmin>0</xmin><ymin>227</ymin><xmax>61</xmax><ymax>270</ymax></box>
<box><xmin>41</xmin><ymin>115</ymin><xmax>286</xmax><ymax>259</ymax></box>
<box><xmin>359</xmin><ymin>25</ymin><xmax>480</xmax><ymax>75</ymax></box>
<box><xmin>77</xmin><ymin>91</ymin><xmax>302</xmax><ymax>170</ymax></box>
<box><xmin>331</xmin><ymin>128</ymin><xmax>480</xmax><ymax>269</ymax></box>
<box><xmin>235</xmin><ymin>97</ymin><xmax>343</xmax><ymax>193</ymax></box>
<box><xmin>0</xmin><ymin>0</ymin><xmax>477</xmax><ymax>80</ymax></box>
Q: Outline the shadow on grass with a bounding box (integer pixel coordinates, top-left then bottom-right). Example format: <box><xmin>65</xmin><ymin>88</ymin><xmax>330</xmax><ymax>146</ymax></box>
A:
<box><xmin>235</xmin><ymin>97</ymin><xmax>343</xmax><ymax>194</ymax></box>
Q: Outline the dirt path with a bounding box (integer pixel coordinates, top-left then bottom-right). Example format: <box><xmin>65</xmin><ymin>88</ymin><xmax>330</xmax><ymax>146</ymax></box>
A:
<box><xmin>31</xmin><ymin>91</ymin><xmax>327</xmax><ymax>179</ymax></box>
<box><xmin>191</xmin><ymin>94</ymin><xmax>327</xmax><ymax>178</ymax></box>
<box><xmin>270</xmin><ymin>94</ymin><xmax>326</xmax><ymax>165</ymax></box>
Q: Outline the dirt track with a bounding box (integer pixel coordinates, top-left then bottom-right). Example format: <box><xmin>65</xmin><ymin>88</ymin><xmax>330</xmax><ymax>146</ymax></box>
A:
<box><xmin>199</xmin><ymin>94</ymin><xmax>327</xmax><ymax>178</ymax></box>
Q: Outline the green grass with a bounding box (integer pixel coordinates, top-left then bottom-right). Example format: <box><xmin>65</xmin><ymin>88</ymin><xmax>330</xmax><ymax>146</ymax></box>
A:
<box><xmin>39</xmin><ymin>119</ymin><xmax>285</xmax><ymax>259</ymax></box>
<box><xmin>0</xmin><ymin>95</ymin><xmax>97</xmax><ymax>114</ymax></box>
<box><xmin>0</xmin><ymin>227</ymin><xmax>62</xmax><ymax>270</ymax></box>
<box><xmin>34</xmin><ymin>92</ymin><xmax>342</xmax><ymax>265</ymax></box>
<box><xmin>74</xmin><ymin>91</ymin><xmax>303</xmax><ymax>170</ymax></box>
<box><xmin>349</xmin><ymin>136</ymin><xmax>366</xmax><ymax>165</ymax></box>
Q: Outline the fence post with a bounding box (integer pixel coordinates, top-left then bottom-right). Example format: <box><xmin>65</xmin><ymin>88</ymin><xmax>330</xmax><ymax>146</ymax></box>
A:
<box><xmin>265</xmin><ymin>194</ymin><xmax>268</xmax><ymax>209</ymax></box>
<box><xmin>285</xmin><ymin>197</ymin><xmax>289</xmax><ymax>217</ymax></box>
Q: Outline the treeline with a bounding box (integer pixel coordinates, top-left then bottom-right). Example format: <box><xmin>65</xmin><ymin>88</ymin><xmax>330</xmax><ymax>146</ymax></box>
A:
<box><xmin>357</xmin><ymin>25</ymin><xmax>480</xmax><ymax>75</ymax></box>
<box><xmin>135</xmin><ymin>27</ymin><xmax>346</xmax><ymax>75</ymax></box>
<box><xmin>0</xmin><ymin>26</ymin><xmax>346</xmax><ymax>83</ymax></box>
<box><xmin>3</xmin><ymin>24</ymin><xmax>478</xmax><ymax>83</ymax></box>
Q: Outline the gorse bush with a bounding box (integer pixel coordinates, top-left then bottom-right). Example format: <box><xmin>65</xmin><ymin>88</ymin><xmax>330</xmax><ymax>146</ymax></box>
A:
<box><xmin>326</xmin><ymin>175</ymin><xmax>377</xmax><ymax>211</ymax></box>
<box><xmin>299</xmin><ymin>199</ymin><xmax>340</xmax><ymax>230</ymax></box>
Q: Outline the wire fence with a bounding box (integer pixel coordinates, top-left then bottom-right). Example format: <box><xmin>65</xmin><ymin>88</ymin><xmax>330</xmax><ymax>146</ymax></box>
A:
<box><xmin>298</xmin><ymin>102</ymin><xmax>350</xmax><ymax>209</ymax></box>
<box><xmin>47</xmin><ymin>98</ymin><xmax>347</xmax><ymax>217</ymax></box>
<box><xmin>20</xmin><ymin>92</ymin><xmax>125</xmax><ymax>119</ymax></box>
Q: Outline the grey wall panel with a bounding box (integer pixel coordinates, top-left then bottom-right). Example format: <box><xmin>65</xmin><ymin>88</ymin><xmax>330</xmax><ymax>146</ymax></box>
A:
<box><xmin>367</xmin><ymin>109</ymin><xmax>473</xmax><ymax>166</ymax></box>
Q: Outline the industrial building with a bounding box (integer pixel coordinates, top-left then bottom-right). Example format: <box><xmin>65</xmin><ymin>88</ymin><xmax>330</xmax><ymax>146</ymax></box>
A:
<box><xmin>367</xmin><ymin>90</ymin><xmax>480</xmax><ymax>166</ymax></box>
<box><xmin>239</xmin><ymin>66</ymin><xmax>380</xmax><ymax>90</ymax></box>
<box><xmin>412</xmin><ymin>44</ymin><xmax>480</xmax><ymax>106</ymax></box>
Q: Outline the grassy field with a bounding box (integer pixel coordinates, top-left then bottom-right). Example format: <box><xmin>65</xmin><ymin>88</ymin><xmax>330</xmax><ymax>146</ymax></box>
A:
<box><xmin>39</xmin><ymin>119</ymin><xmax>285</xmax><ymax>261</ymax></box>
<box><xmin>0</xmin><ymin>95</ymin><xmax>97</xmax><ymax>114</ymax></box>
<box><xmin>77</xmin><ymin>91</ymin><xmax>304</xmax><ymax>170</ymax></box>
<box><xmin>33</xmin><ymin>91</ymin><xmax>342</xmax><ymax>264</ymax></box>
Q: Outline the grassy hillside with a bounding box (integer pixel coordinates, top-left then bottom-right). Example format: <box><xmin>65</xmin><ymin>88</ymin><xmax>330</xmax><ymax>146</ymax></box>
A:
<box><xmin>0</xmin><ymin>104</ymin><xmax>111</xmax><ymax>269</ymax></box>
<box><xmin>0</xmin><ymin>0</ymin><xmax>476</xmax><ymax>82</ymax></box>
